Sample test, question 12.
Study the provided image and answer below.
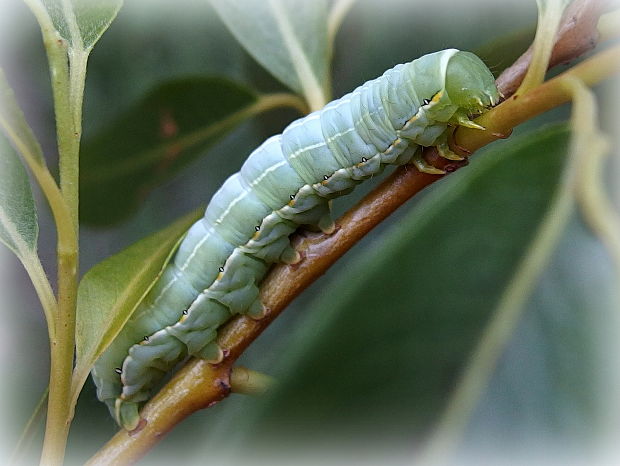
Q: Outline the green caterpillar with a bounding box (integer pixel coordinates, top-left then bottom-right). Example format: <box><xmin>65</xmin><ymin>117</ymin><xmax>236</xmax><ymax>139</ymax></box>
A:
<box><xmin>92</xmin><ymin>48</ymin><xmax>499</xmax><ymax>430</ymax></box>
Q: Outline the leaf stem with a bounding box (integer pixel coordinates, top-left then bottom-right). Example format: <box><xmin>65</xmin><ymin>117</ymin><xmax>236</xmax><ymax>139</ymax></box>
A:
<box><xmin>496</xmin><ymin>0</ymin><xmax>603</xmax><ymax>98</ymax></box>
<box><xmin>20</xmin><ymin>256</ymin><xmax>57</xmax><ymax>335</ymax></box>
<box><xmin>514</xmin><ymin>0</ymin><xmax>567</xmax><ymax>96</ymax></box>
<box><xmin>576</xmin><ymin>148</ymin><xmax>620</xmax><ymax>274</ymax></box>
<box><xmin>568</xmin><ymin>79</ymin><xmax>620</xmax><ymax>277</ymax></box>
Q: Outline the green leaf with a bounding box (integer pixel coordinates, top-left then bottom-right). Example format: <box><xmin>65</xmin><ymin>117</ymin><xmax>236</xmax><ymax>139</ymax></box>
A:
<box><xmin>73</xmin><ymin>208</ymin><xmax>203</xmax><ymax>398</ymax></box>
<box><xmin>79</xmin><ymin>77</ymin><xmax>258</xmax><ymax>226</ymax></box>
<box><xmin>0</xmin><ymin>133</ymin><xmax>38</xmax><ymax>260</ymax></box>
<box><xmin>210</xmin><ymin>0</ymin><xmax>329</xmax><ymax>109</ymax></box>
<box><xmin>0</xmin><ymin>75</ymin><xmax>56</xmax><ymax>326</ymax></box>
<box><xmin>203</xmin><ymin>125</ymin><xmax>586</xmax><ymax>455</ymax></box>
<box><xmin>40</xmin><ymin>0</ymin><xmax>123</xmax><ymax>50</ymax></box>
<box><xmin>0</xmin><ymin>69</ymin><xmax>46</xmax><ymax>166</ymax></box>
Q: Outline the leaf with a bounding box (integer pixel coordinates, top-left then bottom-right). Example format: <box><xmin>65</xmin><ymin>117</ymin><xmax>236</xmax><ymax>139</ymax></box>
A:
<box><xmin>0</xmin><ymin>69</ymin><xmax>46</xmax><ymax>166</ymax></box>
<box><xmin>79</xmin><ymin>77</ymin><xmax>258</xmax><ymax>226</ymax></box>
<box><xmin>200</xmin><ymin>125</ymin><xmax>592</xmax><ymax>456</ymax></box>
<box><xmin>40</xmin><ymin>0</ymin><xmax>123</xmax><ymax>50</ymax></box>
<box><xmin>0</xmin><ymin>133</ymin><xmax>38</xmax><ymax>261</ymax></box>
<box><xmin>73</xmin><ymin>208</ymin><xmax>203</xmax><ymax>398</ymax></box>
<box><xmin>0</xmin><ymin>73</ymin><xmax>57</xmax><ymax>326</ymax></box>
<box><xmin>210</xmin><ymin>0</ymin><xmax>329</xmax><ymax>109</ymax></box>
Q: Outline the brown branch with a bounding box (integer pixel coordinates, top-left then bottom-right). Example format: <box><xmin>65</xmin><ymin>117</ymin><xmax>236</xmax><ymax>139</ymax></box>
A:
<box><xmin>87</xmin><ymin>2</ymin><xmax>614</xmax><ymax>463</ymax></box>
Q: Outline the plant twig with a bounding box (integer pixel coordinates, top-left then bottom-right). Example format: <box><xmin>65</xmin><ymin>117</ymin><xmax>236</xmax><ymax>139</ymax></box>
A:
<box><xmin>23</xmin><ymin>2</ymin><xmax>81</xmax><ymax>464</ymax></box>
<box><xmin>514</xmin><ymin>0</ymin><xmax>569</xmax><ymax>96</ymax></box>
<box><xmin>88</xmin><ymin>4</ymin><xmax>616</xmax><ymax>463</ymax></box>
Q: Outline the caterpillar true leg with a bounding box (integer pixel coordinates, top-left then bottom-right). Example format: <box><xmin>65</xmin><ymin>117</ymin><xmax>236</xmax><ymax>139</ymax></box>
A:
<box><xmin>436</xmin><ymin>128</ymin><xmax>465</xmax><ymax>161</ymax></box>
<box><xmin>454</xmin><ymin>113</ymin><xmax>486</xmax><ymax>130</ymax></box>
<box><xmin>411</xmin><ymin>147</ymin><xmax>446</xmax><ymax>175</ymax></box>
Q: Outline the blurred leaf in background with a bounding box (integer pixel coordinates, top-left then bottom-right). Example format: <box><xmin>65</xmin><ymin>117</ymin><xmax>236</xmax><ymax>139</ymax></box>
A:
<box><xmin>183</xmin><ymin>125</ymin><xmax>612</xmax><ymax>463</ymax></box>
<box><xmin>79</xmin><ymin>77</ymin><xmax>257</xmax><ymax>225</ymax></box>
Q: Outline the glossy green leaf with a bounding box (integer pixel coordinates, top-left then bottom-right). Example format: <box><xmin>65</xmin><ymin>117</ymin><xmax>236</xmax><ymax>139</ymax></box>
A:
<box><xmin>200</xmin><ymin>125</ymin><xmax>603</xmax><ymax>457</ymax></box>
<box><xmin>210</xmin><ymin>0</ymin><xmax>329</xmax><ymax>108</ymax></box>
<box><xmin>39</xmin><ymin>0</ymin><xmax>123</xmax><ymax>50</ymax></box>
<box><xmin>73</xmin><ymin>208</ymin><xmax>202</xmax><ymax>397</ymax></box>
<box><xmin>0</xmin><ymin>134</ymin><xmax>38</xmax><ymax>260</ymax></box>
<box><xmin>79</xmin><ymin>77</ymin><xmax>258</xmax><ymax>226</ymax></box>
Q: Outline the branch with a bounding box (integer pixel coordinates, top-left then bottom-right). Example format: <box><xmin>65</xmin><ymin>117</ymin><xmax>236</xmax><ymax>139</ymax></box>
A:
<box><xmin>87</xmin><ymin>3</ymin><xmax>616</xmax><ymax>463</ymax></box>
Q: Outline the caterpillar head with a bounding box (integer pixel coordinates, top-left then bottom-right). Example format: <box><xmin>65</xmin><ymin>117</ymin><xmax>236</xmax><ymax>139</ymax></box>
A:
<box><xmin>444</xmin><ymin>51</ymin><xmax>500</xmax><ymax>116</ymax></box>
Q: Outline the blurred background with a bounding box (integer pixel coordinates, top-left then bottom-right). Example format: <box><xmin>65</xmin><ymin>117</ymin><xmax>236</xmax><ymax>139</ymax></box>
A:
<box><xmin>0</xmin><ymin>0</ymin><xmax>619</xmax><ymax>464</ymax></box>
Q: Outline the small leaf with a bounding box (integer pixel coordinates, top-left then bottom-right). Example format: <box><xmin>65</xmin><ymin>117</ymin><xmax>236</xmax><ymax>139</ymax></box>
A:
<box><xmin>211</xmin><ymin>0</ymin><xmax>329</xmax><ymax>108</ymax></box>
<box><xmin>79</xmin><ymin>77</ymin><xmax>258</xmax><ymax>226</ymax></box>
<box><xmin>73</xmin><ymin>208</ymin><xmax>203</xmax><ymax>397</ymax></box>
<box><xmin>0</xmin><ymin>133</ymin><xmax>38</xmax><ymax>259</ymax></box>
<box><xmin>40</xmin><ymin>0</ymin><xmax>123</xmax><ymax>50</ymax></box>
<box><xmin>0</xmin><ymin>69</ymin><xmax>46</xmax><ymax>167</ymax></box>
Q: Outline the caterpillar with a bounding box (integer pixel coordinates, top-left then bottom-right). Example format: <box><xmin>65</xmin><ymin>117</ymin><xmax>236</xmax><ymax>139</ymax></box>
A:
<box><xmin>92</xmin><ymin>49</ymin><xmax>499</xmax><ymax>430</ymax></box>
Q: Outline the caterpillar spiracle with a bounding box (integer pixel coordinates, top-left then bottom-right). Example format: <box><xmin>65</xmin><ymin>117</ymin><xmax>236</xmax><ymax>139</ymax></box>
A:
<box><xmin>92</xmin><ymin>48</ymin><xmax>500</xmax><ymax>430</ymax></box>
